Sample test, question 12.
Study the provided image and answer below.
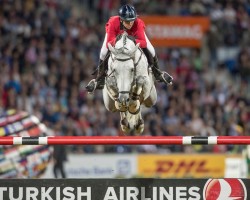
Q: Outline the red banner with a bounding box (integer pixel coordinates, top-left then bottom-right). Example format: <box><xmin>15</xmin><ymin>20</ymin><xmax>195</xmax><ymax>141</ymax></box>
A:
<box><xmin>140</xmin><ymin>16</ymin><xmax>210</xmax><ymax>48</ymax></box>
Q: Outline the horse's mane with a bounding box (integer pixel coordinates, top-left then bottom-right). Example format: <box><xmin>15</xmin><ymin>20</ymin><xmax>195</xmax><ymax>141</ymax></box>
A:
<box><xmin>115</xmin><ymin>33</ymin><xmax>135</xmax><ymax>47</ymax></box>
<box><xmin>109</xmin><ymin>33</ymin><xmax>139</xmax><ymax>58</ymax></box>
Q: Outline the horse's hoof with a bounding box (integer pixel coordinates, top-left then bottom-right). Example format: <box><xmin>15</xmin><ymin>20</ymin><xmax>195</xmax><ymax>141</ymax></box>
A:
<box><xmin>115</xmin><ymin>101</ymin><xmax>127</xmax><ymax>112</ymax></box>
<box><xmin>121</xmin><ymin>124</ymin><xmax>130</xmax><ymax>134</ymax></box>
<box><xmin>121</xmin><ymin>118</ymin><xmax>128</xmax><ymax>126</ymax></box>
<box><xmin>121</xmin><ymin>126</ymin><xmax>130</xmax><ymax>134</ymax></box>
<box><xmin>128</xmin><ymin>99</ymin><xmax>140</xmax><ymax>114</ymax></box>
<box><xmin>135</xmin><ymin>125</ymin><xmax>144</xmax><ymax>135</ymax></box>
<box><xmin>120</xmin><ymin>118</ymin><xmax>130</xmax><ymax>134</ymax></box>
<box><xmin>135</xmin><ymin>119</ymin><xmax>144</xmax><ymax>134</ymax></box>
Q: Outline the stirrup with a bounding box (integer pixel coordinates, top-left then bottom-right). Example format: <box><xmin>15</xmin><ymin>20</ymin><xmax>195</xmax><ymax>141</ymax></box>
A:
<box><xmin>161</xmin><ymin>71</ymin><xmax>173</xmax><ymax>85</ymax></box>
<box><xmin>155</xmin><ymin>71</ymin><xmax>173</xmax><ymax>85</ymax></box>
<box><xmin>86</xmin><ymin>79</ymin><xmax>97</xmax><ymax>93</ymax></box>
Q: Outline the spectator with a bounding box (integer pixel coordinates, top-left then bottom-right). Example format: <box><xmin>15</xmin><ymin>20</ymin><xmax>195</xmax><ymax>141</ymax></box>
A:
<box><xmin>53</xmin><ymin>123</ymin><xmax>67</xmax><ymax>178</ymax></box>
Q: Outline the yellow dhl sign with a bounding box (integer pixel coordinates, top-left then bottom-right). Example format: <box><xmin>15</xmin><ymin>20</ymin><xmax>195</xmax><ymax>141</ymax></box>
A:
<box><xmin>138</xmin><ymin>154</ymin><xmax>225</xmax><ymax>178</ymax></box>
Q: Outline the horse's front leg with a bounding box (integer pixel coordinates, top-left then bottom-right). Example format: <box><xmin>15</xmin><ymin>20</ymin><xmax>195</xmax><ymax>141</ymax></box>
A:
<box><xmin>103</xmin><ymin>86</ymin><xmax>118</xmax><ymax>112</ymax></box>
<box><xmin>128</xmin><ymin>76</ymin><xmax>145</xmax><ymax>114</ymax></box>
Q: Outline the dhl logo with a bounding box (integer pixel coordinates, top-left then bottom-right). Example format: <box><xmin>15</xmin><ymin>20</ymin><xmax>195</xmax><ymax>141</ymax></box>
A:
<box><xmin>155</xmin><ymin>160</ymin><xmax>220</xmax><ymax>173</ymax></box>
<box><xmin>138</xmin><ymin>155</ymin><xmax>225</xmax><ymax>178</ymax></box>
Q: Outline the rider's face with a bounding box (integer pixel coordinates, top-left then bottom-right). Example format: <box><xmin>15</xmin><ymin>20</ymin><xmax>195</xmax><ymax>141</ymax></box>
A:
<box><xmin>122</xmin><ymin>20</ymin><xmax>135</xmax><ymax>30</ymax></box>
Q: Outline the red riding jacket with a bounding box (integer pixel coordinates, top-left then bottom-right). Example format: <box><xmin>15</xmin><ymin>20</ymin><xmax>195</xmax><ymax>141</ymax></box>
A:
<box><xmin>105</xmin><ymin>16</ymin><xmax>147</xmax><ymax>48</ymax></box>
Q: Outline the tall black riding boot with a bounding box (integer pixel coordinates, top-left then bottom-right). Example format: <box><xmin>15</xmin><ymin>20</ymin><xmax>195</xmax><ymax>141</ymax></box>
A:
<box><xmin>142</xmin><ymin>49</ymin><xmax>173</xmax><ymax>85</ymax></box>
<box><xmin>152</xmin><ymin>55</ymin><xmax>173</xmax><ymax>85</ymax></box>
<box><xmin>86</xmin><ymin>59</ymin><xmax>107</xmax><ymax>93</ymax></box>
<box><xmin>142</xmin><ymin>48</ymin><xmax>154</xmax><ymax>67</ymax></box>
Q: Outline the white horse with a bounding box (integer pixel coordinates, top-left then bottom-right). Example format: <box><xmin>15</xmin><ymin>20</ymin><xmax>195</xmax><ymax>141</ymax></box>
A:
<box><xmin>103</xmin><ymin>32</ymin><xmax>157</xmax><ymax>134</ymax></box>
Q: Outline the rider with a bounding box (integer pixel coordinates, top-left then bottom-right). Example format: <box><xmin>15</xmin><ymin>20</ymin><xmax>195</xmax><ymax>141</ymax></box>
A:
<box><xmin>86</xmin><ymin>4</ymin><xmax>173</xmax><ymax>93</ymax></box>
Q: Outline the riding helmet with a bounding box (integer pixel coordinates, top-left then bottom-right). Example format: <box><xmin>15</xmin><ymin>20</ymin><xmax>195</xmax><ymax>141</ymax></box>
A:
<box><xmin>118</xmin><ymin>4</ymin><xmax>137</xmax><ymax>22</ymax></box>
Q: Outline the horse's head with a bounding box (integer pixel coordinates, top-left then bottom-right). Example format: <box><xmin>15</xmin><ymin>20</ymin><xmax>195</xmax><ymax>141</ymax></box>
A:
<box><xmin>108</xmin><ymin>33</ymin><xmax>140</xmax><ymax>109</ymax></box>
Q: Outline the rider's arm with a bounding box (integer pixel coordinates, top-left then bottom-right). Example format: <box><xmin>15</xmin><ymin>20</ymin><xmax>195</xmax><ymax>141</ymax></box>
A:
<box><xmin>134</xmin><ymin>19</ymin><xmax>147</xmax><ymax>48</ymax></box>
<box><xmin>106</xmin><ymin>17</ymin><xmax>118</xmax><ymax>47</ymax></box>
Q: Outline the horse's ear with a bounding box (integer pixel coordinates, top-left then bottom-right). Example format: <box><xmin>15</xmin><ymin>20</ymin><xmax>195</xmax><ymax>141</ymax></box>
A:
<box><xmin>108</xmin><ymin>43</ymin><xmax>117</xmax><ymax>55</ymax></box>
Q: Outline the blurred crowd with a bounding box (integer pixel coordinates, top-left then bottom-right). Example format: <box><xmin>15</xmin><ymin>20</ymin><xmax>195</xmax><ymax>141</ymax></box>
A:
<box><xmin>0</xmin><ymin>0</ymin><xmax>249</xmax><ymax>153</ymax></box>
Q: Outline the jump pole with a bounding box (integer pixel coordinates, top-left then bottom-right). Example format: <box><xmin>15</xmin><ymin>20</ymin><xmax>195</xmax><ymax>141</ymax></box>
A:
<box><xmin>0</xmin><ymin>136</ymin><xmax>250</xmax><ymax>145</ymax></box>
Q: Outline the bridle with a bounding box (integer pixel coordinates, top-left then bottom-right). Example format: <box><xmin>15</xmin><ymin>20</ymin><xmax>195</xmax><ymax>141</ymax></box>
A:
<box><xmin>108</xmin><ymin>48</ymin><xmax>143</xmax><ymax>97</ymax></box>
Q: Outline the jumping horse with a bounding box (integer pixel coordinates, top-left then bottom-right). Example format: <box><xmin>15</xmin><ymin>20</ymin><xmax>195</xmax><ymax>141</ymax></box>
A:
<box><xmin>103</xmin><ymin>32</ymin><xmax>157</xmax><ymax>134</ymax></box>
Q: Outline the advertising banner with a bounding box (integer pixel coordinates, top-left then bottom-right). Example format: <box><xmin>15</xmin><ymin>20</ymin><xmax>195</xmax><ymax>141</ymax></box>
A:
<box><xmin>0</xmin><ymin>178</ymin><xmax>249</xmax><ymax>200</ymax></box>
<box><xmin>138</xmin><ymin>154</ymin><xmax>225</xmax><ymax>178</ymax></box>
<box><xmin>43</xmin><ymin>154</ymin><xmax>137</xmax><ymax>178</ymax></box>
<box><xmin>43</xmin><ymin>154</ymin><xmax>247</xmax><ymax>179</ymax></box>
<box><xmin>225</xmin><ymin>156</ymin><xmax>248</xmax><ymax>178</ymax></box>
<box><xmin>140</xmin><ymin>16</ymin><xmax>210</xmax><ymax>47</ymax></box>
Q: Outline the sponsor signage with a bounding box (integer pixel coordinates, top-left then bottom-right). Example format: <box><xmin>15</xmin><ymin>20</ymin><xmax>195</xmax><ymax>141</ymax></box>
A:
<box><xmin>138</xmin><ymin>154</ymin><xmax>225</xmax><ymax>178</ymax></box>
<box><xmin>225</xmin><ymin>157</ymin><xmax>248</xmax><ymax>178</ymax></box>
<box><xmin>0</xmin><ymin>178</ymin><xmax>249</xmax><ymax>200</ymax></box>
<box><xmin>43</xmin><ymin>154</ymin><xmax>137</xmax><ymax>178</ymax></box>
<box><xmin>203</xmin><ymin>179</ymin><xmax>247</xmax><ymax>200</ymax></box>
<box><xmin>140</xmin><ymin>16</ymin><xmax>210</xmax><ymax>47</ymax></box>
<box><xmin>43</xmin><ymin>154</ymin><xmax>247</xmax><ymax>179</ymax></box>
